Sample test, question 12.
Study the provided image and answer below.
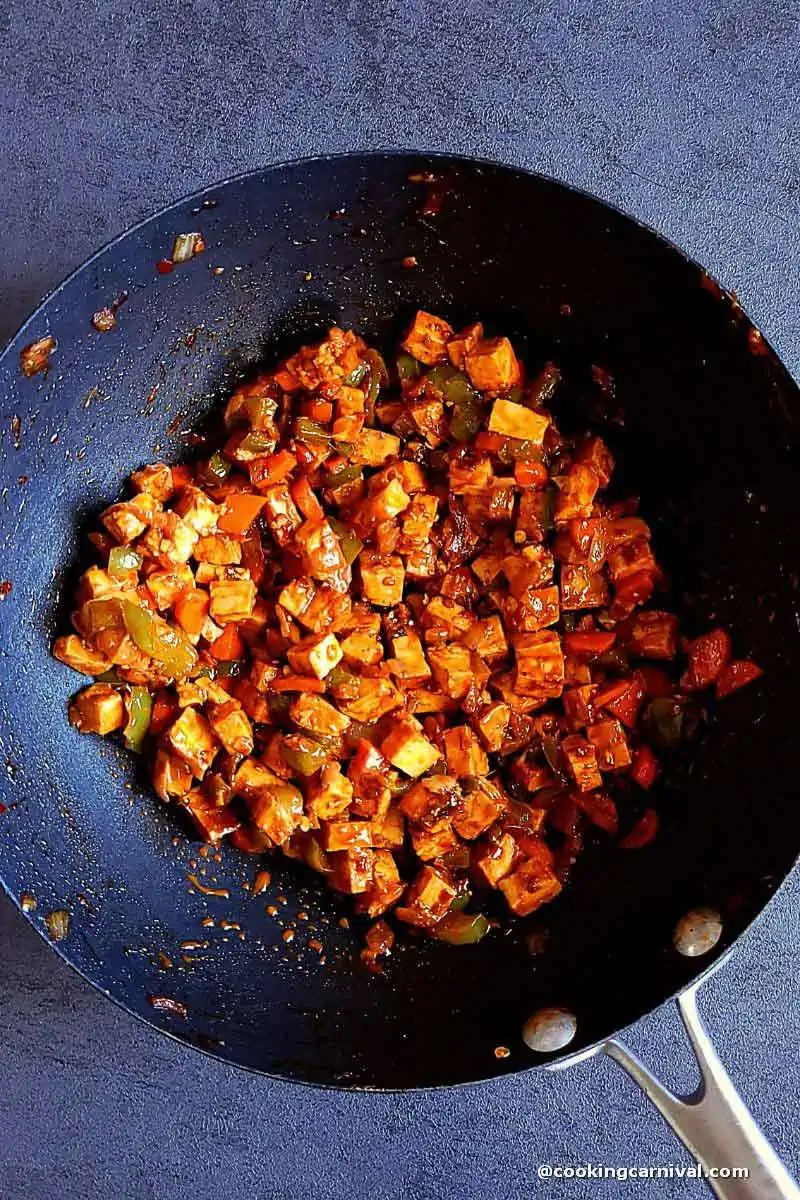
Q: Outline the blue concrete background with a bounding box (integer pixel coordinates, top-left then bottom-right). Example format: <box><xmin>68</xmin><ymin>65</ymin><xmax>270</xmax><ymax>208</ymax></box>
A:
<box><xmin>1</xmin><ymin>1</ymin><xmax>799</xmax><ymax>1197</ymax></box>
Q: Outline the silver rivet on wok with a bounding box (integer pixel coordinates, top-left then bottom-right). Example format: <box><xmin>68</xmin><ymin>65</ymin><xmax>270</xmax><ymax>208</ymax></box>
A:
<box><xmin>522</xmin><ymin>1007</ymin><xmax>577</xmax><ymax>1053</ymax></box>
<box><xmin>673</xmin><ymin>907</ymin><xmax>723</xmax><ymax>957</ymax></box>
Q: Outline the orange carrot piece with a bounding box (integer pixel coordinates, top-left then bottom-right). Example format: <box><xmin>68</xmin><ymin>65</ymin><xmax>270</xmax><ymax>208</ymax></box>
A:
<box><xmin>173</xmin><ymin>588</ymin><xmax>210</xmax><ymax>637</ymax></box>
<box><xmin>208</xmin><ymin>623</ymin><xmax>245</xmax><ymax>661</ymax></box>
<box><xmin>270</xmin><ymin>674</ymin><xmax>326</xmax><ymax>693</ymax></box>
<box><xmin>218</xmin><ymin>493</ymin><xmax>268</xmax><ymax>536</ymax></box>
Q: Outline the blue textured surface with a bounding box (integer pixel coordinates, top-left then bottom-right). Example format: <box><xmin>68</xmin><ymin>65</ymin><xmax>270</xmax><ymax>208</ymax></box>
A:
<box><xmin>1</xmin><ymin>1</ymin><xmax>799</xmax><ymax>1197</ymax></box>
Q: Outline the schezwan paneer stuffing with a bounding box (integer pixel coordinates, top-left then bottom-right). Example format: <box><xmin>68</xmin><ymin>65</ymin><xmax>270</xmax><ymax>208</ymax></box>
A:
<box><xmin>53</xmin><ymin>313</ymin><xmax>763</xmax><ymax>960</ymax></box>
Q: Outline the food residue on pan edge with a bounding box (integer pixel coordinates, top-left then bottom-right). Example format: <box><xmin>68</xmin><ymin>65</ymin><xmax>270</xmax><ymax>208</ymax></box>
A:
<box><xmin>19</xmin><ymin>335</ymin><xmax>56</xmax><ymax>377</ymax></box>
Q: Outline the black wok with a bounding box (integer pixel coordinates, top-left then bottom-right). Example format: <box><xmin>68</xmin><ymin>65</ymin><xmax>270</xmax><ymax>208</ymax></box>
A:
<box><xmin>1</xmin><ymin>158</ymin><xmax>798</xmax><ymax>1163</ymax></box>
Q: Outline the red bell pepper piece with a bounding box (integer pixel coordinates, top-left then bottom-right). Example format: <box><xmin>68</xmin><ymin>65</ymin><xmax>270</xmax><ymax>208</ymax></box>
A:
<box><xmin>680</xmin><ymin>628</ymin><xmax>732</xmax><ymax>690</ymax></box>
<box><xmin>715</xmin><ymin>659</ymin><xmax>763</xmax><ymax>699</ymax></box>
<box><xmin>576</xmin><ymin>791</ymin><xmax>618</xmax><ymax>835</ymax></box>
<box><xmin>620</xmin><ymin>807</ymin><xmax>659</xmax><ymax>849</ymax></box>
<box><xmin>629</xmin><ymin>744</ymin><xmax>658</xmax><ymax>790</ymax></box>
<box><xmin>563</xmin><ymin>630</ymin><xmax>617</xmax><ymax>657</ymax></box>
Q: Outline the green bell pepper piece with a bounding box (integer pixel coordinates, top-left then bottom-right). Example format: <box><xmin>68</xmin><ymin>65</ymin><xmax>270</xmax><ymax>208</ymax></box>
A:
<box><xmin>123</xmin><ymin>687</ymin><xmax>152</xmax><ymax>753</ymax></box>
<box><xmin>433</xmin><ymin>912</ymin><xmax>490</xmax><ymax>945</ymax></box>
<box><xmin>108</xmin><ymin>546</ymin><xmax>142</xmax><ymax>579</ymax></box>
<box><xmin>121</xmin><ymin>601</ymin><xmax>198</xmax><ymax>680</ymax></box>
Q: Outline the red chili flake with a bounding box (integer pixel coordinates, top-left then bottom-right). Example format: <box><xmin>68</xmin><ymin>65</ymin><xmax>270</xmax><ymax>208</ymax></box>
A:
<box><xmin>20</xmin><ymin>335</ymin><xmax>56</xmax><ymax>377</ymax></box>
<box><xmin>408</xmin><ymin>171</ymin><xmax>438</xmax><ymax>184</ymax></box>
<box><xmin>156</xmin><ymin>259</ymin><xmax>174</xmax><ymax>274</ymax></box>
<box><xmin>0</xmin><ymin>581</ymin><xmax>12</xmax><ymax>599</ymax></box>
<box><xmin>10</xmin><ymin>417</ymin><xmax>21</xmax><ymax>447</ymax></box>
<box><xmin>401</xmin><ymin>256</ymin><xmax>418</xmax><ymax>269</ymax></box>
<box><xmin>559</xmin><ymin>302</ymin><xmax>572</xmax><ymax>316</ymax></box>
<box><xmin>328</xmin><ymin>207</ymin><xmax>347</xmax><ymax>220</ymax></box>
<box><xmin>17</xmin><ymin>475</ymin><xmax>28</xmax><ymax>486</ymax></box>
<box><xmin>148</xmin><ymin>994</ymin><xmax>188</xmax><ymax>1019</ymax></box>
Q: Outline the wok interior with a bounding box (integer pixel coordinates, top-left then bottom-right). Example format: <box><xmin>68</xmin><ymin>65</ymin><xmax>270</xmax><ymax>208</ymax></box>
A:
<box><xmin>1</xmin><ymin>155</ymin><xmax>799</xmax><ymax>1088</ymax></box>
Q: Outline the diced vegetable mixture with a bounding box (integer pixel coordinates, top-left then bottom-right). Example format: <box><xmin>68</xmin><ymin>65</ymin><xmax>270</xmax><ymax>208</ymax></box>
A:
<box><xmin>53</xmin><ymin>314</ymin><xmax>763</xmax><ymax>963</ymax></box>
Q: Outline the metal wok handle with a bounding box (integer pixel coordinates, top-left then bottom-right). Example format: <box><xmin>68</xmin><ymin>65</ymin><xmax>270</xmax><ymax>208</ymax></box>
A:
<box><xmin>604</xmin><ymin>981</ymin><xmax>799</xmax><ymax>1199</ymax></box>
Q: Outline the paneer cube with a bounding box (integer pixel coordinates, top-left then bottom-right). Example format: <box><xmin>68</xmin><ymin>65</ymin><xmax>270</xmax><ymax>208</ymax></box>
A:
<box><xmin>553</xmin><ymin>465</ymin><xmax>600</xmax><ymax>524</ymax></box>
<box><xmin>206</xmin><ymin>700</ymin><xmax>254</xmax><ymax>756</ymax></box>
<box><xmin>443</xmin><ymin>726</ymin><xmax>489</xmax><ymax>777</ymax></box>
<box><xmin>453</xmin><ymin>777</ymin><xmax>508</xmax><ymax>839</ymax></box>
<box><xmin>250</xmin><ymin>779</ymin><xmax>308</xmax><ymax>846</ymax></box>
<box><xmin>306</xmin><ymin>765</ymin><xmax>354</xmax><ymax>821</ymax></box>
<box><xmin>295</xmin><ymin>519</ymin><xmax>348</xmax><ymax>586</ymax></box>
<box><xmin>399</xmin><ymin>775</ymin><xmax>462</xmax><ymax>824</ymax></box>
<box><xmin>208</xmin><ymin>578</ymin><xmax>257</xmax><ymax>624</ymax></box>
<box><xmin>553</xmin><ymin>517</ymin><xmax>607</xmax><ymax>570</ymax></box>
<box><xmin>474</xmin><ymin>701</ymin><xmax>511</xmax><ymax>751</ymax></box>
<box><xmin>395</xmin><ymin>865</ymin><xmax>457</xmax><ymax>927</ymax></box>
<box><xmin>561</xmin><ymin>734</ymin><xmax>602</xmax><ymax>792</ymax></box>
<box><xmin>575</xmin><ymin>435</ymin><xmax>615</xmax><ymax>487</ymax></box>
<box><xmin>627</xmin><ymin>610</ymin><xmax>678</xmax><ymax>659</ymax></box>
<box><xmin>353</xmin><ymin>428</ymin><xmax>401</xmax><ymax>466</ymax></box>
<box><xmin>560</xmin><ymin>565</ymin><xmax>609</xmax><ymax>611</ymax></box>
<box><xmin>194</xmin><ymin>534</ymin><xmax>242</xmax><ymax>565</ymax></box>
<box><xmin>473</xmin><ymin>831</ymin><xmax>517</xmax><ymax>887</ymax></box>
<box><xmin>409</xmin><ymin>395</ymin><xmax>446</xmax><ymax>447</ymax></box>
<box><xmin>348</xmin><ymin>740</ymin><xmax>392</xmax><ymax>820</ymax></box>
<box><xmin>398</xmin><ymin>494</ymin><xmax>438</xmax><ymax>551</ymax></box>
<box><xmin>499</xmin><ymin>858</ymin><xmax>562</xmax><ymax>916</ymax></box>
<box><xmin>606</xmin><ymin>538</ymin><xmax>657</xmax><ymax>583</ymax></box>
<box><xmin>152</xmin><ymin>748</ymin><xmax>193</xmax><ymax>801</ymax></box>
<box><xmin>381</xmin><ymin>717</ymin><xmax>441</xmax><ymax>777</ymax></box>
<box><xmin>411</xmin><ymin>819</ymin><xmax>459</xmax><ymax>861</ymax></box>
<box><xmin>145</xmin><ymin>565</ymin><xmax>194</xmax><ymax>611</ymax></box>
<box><xmin>401</xmin><ymin>310</ymin><xmax>454</xmax><ymax>365</ymax></box>
<box><xmin>130</xmin><ymin>463</ymin><xmax>176</xmax><ymax>502</ymax></box>
<box><xmin>487</xmin><ymin>398</ymin><xmax>548</xmax><ymax>444</ymax></box>
<box><xmin>501</xmin><ymin>585</ymin><xmax>560</xmax><ymax>633</ymax></box>
<box><xmin>459</xmin><ymin>615</ymin><xmax>508</xmax><ymax>662</ymax></box>
<box><xmin>360</xmin><ymin>551</ymin><xmax>405</xmax><ymax>606</ymax></box>
<box><xmin>166</xmin><ymin>707</ymin><xmax>219</xmax><ymax>778</ymax></box>
<box><xmin>173</xmin><ymin>485</ymin><xmax>221</xmax><ymax>535</ymax></box>
<box><xmin>183</xmin><ymin>790</ymin><xmax>241</xmax><ymax>843</ymax></box>
<box><xmin>233</xmin><ymin>757</ymin><xmax>284</xmax><ymax>800</ymax></box>
<box><xmin>320</xmin><ymin>820</ymin><xmax>373</xmax><ymax>851</ymax></box>
<box><xmin>513</xmin><ymin>630</ymin><xmax>565</xmax><ymax>698</ymax></box>
<box><xmin>101</xmin><ymin>493</ymin><xmax>158</xmax><ymax>544</ymax></box>
<box><xmin>370</xmin><ymin>805</ymin><xmax>406</xmax><ymax>849</ymax></box>
<box><xmin>278</xmin><ymin>576</ymin><xmax>316</xmax><ymax>622</ymax></box>
<box><xmin>329</xmin><ymin>846</ymin><xmax>375</xmax><ymax>894</ymax></box>
<box><xmin>562</xmin><ymin>685</ymin><xmax>596</xmax><ymax>730</ymax></box>
<box><xmin>140</xmin><ymin>512</ymin><xmax>198</xmax><ymax>566</ymax></box>
<box><xmin>68</xmin><ymin>683</ymin><xmax>125</xmax><ymax>735</ymax></box>
<box><xmin>420</xmin><ymin>595</ymin><xmax>475</xmax><ymax>640</ymax></box>
<box><xmin>516</xmin><ymin>489</ymin><xmax>553</xmax><ymax>542</ymax></box>
<box><xmin>290</xmin><ymin>692</ymin><xmax>350</xmax><ymax>736</ymax></box>
<box><xmin>446</xmin><ymin>321</ymin><xmax>484</xmax><ymax>369</ymax></box>
<box><xmin>466</xmin><ymin>337</ymin><xmax>523</xmax><ymax>393</ymax></box>
<box><xmin>261</xmin><ymin>484</ymin><xmax>302</xmax><ymax>548</ymax></box>
<box><xmin>286</xmin><ymin>631</ymin><xmax>342</xmax><ymax>680</ymax></box>
<box><xmin>586</xmin><ymin>719</ymin><xmax>632</xmax><ymax>771</ymax></box>
<box><xmin>388</xmin><ymin>631</ymin><xmax>431</xmax><ymax>681</ymax></box>
<box><xmin>53</xmin><ymin>635</ymin><xmax>111</xmax><ymax>676</ymax></box>
<box><xmin>356</xmin><ymin>851</ymin><xmax>405</xmax><ymax>917</ymax></box>
<box><xmin>335</xmin><ymin>673</ymin><xmax>404</xmax><ymax>722</ymax></box>
<box><xmin>428</xmin><ymin>643</ymin><xmax>475</xmax><ymax>701</ymax></box>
